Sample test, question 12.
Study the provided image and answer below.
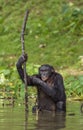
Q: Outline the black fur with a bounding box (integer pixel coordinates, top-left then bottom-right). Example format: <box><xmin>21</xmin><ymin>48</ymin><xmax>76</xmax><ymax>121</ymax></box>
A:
<box><xmin>16</xmin><ymin>56</ymin><xmax>66</xmax><ymax>112</ymax></box>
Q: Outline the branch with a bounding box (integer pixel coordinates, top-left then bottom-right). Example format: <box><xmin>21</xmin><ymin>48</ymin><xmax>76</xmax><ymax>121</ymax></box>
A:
<box><xmin>21</xmin><ymin>9</ymin><xmax>29</xmax><ymax>112</ymax></box>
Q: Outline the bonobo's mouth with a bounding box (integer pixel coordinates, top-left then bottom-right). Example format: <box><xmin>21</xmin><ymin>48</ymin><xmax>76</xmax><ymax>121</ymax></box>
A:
<box><xmin>41</xmin><ymin>77</ymin><xmax>48</xmax><ymax>81</ymax></box>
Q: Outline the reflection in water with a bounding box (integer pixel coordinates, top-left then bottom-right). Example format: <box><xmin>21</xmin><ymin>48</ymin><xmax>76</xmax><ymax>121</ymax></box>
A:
<box><xmin>37</xmin><ymin>112</ymin><xmax>66</xmax><ymax>130</ymax></box>
<box><xmin>25</xmin><ymin>110</ymin><xmax>28</xmax><ymax>130</ymax></box>
<box><xmin>0</xmin><ymin>101</ymin><xmax>83</xmax><ymax>130</ymax></box>
<box><xmin>24</xmin><ymin>110</ymin><xmax>66</xmax><ymax>130</ymax></box>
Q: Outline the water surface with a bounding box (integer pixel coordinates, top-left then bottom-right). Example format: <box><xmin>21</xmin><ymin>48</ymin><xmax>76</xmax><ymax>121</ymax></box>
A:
<box><xmin>0</xmin><ymin>100</ymin><xmax>83</xmax><ymax>130</ymax></box>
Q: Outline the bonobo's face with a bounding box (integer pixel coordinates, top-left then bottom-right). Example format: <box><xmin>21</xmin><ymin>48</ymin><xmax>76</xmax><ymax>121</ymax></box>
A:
<box><xmin>39</xmin><ymin>65</ymin><xmax>53</xmax><ymax>81</ymax></box>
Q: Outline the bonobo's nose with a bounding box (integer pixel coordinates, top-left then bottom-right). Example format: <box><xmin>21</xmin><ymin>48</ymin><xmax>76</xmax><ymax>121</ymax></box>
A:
<box><xmin>41</xmin><ymin>76</ymin><xmax>48</xmax><ymax>81</ymax></box>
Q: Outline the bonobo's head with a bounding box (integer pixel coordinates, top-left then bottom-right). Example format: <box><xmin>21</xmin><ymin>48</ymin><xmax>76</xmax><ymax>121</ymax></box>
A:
<box><xmin>39</xmin><ymin>64</ymin><xmax>55</xmax><ymax>81</ymax></box>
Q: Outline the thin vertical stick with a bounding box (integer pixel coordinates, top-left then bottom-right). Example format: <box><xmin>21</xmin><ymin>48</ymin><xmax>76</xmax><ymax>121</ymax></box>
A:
<box><xmin>21</xmin><ymin>10</ymin><xmax>29</xmax><ymax>111</ymax></box>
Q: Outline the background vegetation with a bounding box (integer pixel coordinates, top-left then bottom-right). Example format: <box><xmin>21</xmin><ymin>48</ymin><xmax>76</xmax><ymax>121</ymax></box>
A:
<box><xmin>0</xmin><ymin>0</ymin><xmax>83</xmax><ymax>101</ymax></box>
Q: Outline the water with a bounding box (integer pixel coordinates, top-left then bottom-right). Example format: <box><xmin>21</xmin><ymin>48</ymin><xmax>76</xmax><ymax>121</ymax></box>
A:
<box><xmin>0</xmin><ymin>100</ymin><xmax>83</xmax><ymax>130</ymax></box>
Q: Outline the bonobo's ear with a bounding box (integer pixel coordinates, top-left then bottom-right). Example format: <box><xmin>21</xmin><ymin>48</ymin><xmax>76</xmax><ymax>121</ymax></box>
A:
<box><xmin>51</xmin><ymin>67</ymin><xmax>55</xmax><ymax>73</ymax></box>
<box><xmin>49</xmin><ymin>65</ymin><xmax>55</xmax><ymax>73</ymax></box>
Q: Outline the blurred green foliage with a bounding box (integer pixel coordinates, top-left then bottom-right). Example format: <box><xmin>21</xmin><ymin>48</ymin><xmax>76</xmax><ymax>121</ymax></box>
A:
<box><xmin>0</xmin><ymin>0</ymin><xmax>83</xmax><ymax>99</ymax></box>
<box><xmin>0</xmin><ymin>0</ymin><xmax>83</xmax><ymax>68</ymax></box>
<box><xmin>0</xmin><ymin>64</ymin><xmax>83</xmax><ymax>99</ymax></box>
<box><xmin>65</xmin><ymin>75</ymin><xmax>83</xmax><ymax>98</ymax></box>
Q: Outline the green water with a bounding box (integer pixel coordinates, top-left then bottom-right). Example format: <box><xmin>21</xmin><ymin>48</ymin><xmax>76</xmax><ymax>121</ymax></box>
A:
<box><xmin>0</xmin><ymin>100</ymin><xmax>83</xmax><ymax>130</ymax></box>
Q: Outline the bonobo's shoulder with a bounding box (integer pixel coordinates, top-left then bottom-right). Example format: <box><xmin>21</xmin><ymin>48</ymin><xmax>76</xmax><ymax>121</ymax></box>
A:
<box><xmin>55</xmin><ymin>72</ymin><xmax>63</xmax><ymax>79</ymax></box>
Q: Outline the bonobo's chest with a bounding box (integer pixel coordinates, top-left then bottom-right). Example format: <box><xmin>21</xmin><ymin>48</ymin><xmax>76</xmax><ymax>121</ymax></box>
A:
<box><xmin>38</xmin><ymin>90</ymin><xmax>56</xmax><ymax>111</ymax></box>
<box><xmin>37</xmin><ymin>84</ymin><xmax>56</xmax><ymax>111</ymax></box>
<box><xmin>46</xmin><ymin>78</ymin><xmax>55</xmax><ymax>88</ymax></box>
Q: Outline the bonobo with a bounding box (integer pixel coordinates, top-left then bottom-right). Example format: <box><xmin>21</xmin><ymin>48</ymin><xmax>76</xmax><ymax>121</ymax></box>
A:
<box><xmin>16</xmin><ymin>54</ymin><xmax>66</xmax><ymax>112</ymax></box>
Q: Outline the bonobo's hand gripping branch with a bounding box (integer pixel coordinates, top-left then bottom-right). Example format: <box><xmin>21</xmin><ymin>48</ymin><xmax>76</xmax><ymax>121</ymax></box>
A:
<box><xmin>21</xmin><ymin>9</ymin><xmax>29</xmax><ymax>112</ymax></box>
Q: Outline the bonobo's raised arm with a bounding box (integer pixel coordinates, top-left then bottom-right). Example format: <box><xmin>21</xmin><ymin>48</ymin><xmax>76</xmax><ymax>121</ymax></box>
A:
<box><xmin>16</xmin><ymin>55</ymin><xmax>36</xmax><ymax>86</ymax></box>
<box><xmin>16</xmin><ymin>55</ymin><xmax>27</xmax><ymax>83</ymax></box>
